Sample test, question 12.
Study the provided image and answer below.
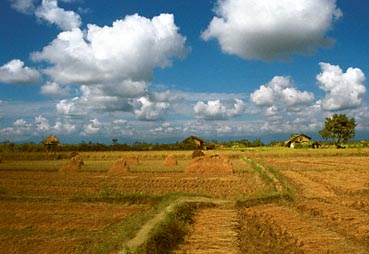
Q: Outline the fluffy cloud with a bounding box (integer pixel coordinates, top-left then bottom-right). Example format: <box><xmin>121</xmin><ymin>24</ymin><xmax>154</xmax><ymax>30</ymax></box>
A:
<box><xmin>56</xmin><ymin>85</ymin><xmax>133</xmax><ymax>116</ymax></box>
<box><xmin>0</xmin><ymin>59</ymin><xmax>41</xmax><ymax>84</ymax></box>
<box><xmin>41</xmin><ymin>82</ymin><xmax>70</xmax><ymax>98</ymax></box>
<box><xmin>133</xmin><ymin>97</ymin><xmax>170</xmax><ymax>121</ymax></box>
<box><xmin>193</xmin><ymin>99</ymin><xmax>246</xmax><ymax>120</ymax></box>
<box><xmin>316</xmin><ymin>62</ymin><xmax>366</xmax><ymax>111</ymax></box>
<box><xmin>81</xmin><ymin>118</ymin><xmax>101</xmax><ymax>136</ymax></box>
<box><xmin>35</xmin><ymin>0</ymin><xmax>81</xmax><ymax>30</ymax></box>
<box><xmin>250</xmin><ymin>76</ymin><xmax>315</xmax><ymax>109</ymax></box>
<box><xmin>32</xmin><ymin>13</ymin><xmax>188</xmax><ymax>120</ymax></box>
<box><xmin>9</xmin><ymin>0</ymin><xmax>36</xmax><ymax>14</ymax></box>
<box><xmin>35</xmin><ymin>115</ymin><xmax>50</xmax><ymax>131</ymax></box>
<box><xmin>202</xmin><ymin>0</ymin><xmax>342</xmax><ymax>60</ymax></box>
<box><xmin>32</xmin><ymin>13</ymin><xmax>188</xmax><ymax>85</ymax></box>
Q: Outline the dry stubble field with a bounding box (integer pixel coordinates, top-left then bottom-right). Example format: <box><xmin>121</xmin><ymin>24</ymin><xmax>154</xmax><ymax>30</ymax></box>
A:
<box><xmin>0</xmin><ymin>148</ymin><xmax>369</xmax><ymax>253</ymax></box>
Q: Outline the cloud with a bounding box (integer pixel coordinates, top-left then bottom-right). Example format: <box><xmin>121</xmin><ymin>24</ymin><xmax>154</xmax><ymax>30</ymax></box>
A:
<box><xmin>316</xmin><ymin>62</ymin><xmax>366</xmax><ymax>111</ymax></box>
<box><xmin>35</xmin><ymin>0</ymin><xmax>82</xmax><ymax>30</ymax></box>
<box><xmin>81</xmin><ymin>118</ymin><xmax>101</xmax><ymax>136</ymax></box>
<box><xmin>13</xmin><ymin>118</ymin><xmax>31</xmax><ymax>128</ymax></box>
<box><xmin>32</xmin><ymin>13</ymin><xmax>188</xmax><ymax>85</ymax></box>
<box><xmin>32</xmin><ymin>13</ymin><xmax>188</xmax><ymax>120</ymax></box>
<box><xmin>250</xmin><ymin>76</ymin><xmax>315</xmax><ymax>109</ymax></box>
<box><xmin>193</xmin><ymin>99</ymin><xmax>246</xmax><ymax>120</ymax></box>
<box><xmin>56</xmin><ymin>85</ymin><xmax>134</xmax><ymax>117</ymax></box>
<box><xmin>0</xmin><ymin>59</ymin><xmax>41</xmax><ymax>84</ymax></box>
<box><xmin>35</xmin><ymin>115</ymin><xmax>50</xmax><ymax>131</ymax></box>
<box><xmin>202</xmin><ymin>0</ymin><xmax>342</xmax><ymax>60</ymax></box>
<box><xmin>133</xmin><ymin>97</ymin><xmax>170</xmax><ymax>121</ymax></box>
<box><xmin>41</xmin><ymin>81</ymin><xmax>70</xmax><ymax>98</ymax></box>
<box><xmin>9</xmin><ymin>0</ymin><xmax>36</xmax><ymax>14</ymax></box>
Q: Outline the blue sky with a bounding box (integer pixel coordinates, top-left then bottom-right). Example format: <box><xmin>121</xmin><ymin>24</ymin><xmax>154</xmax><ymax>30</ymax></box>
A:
<box><xmin>0</xmin><ymin>0</ymin><xmax>368</xmax><ymax>144</ymax></box>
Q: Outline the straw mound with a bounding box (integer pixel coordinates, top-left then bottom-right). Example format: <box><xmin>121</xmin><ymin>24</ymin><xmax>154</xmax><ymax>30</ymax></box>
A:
<box><xmin>125</xmin><ymin>156</ymin><xmax>139</xmax><ymax>166</ymax></box>
<box><xmin>192</xmin><ymin>150</ymin><xmax>205</xmax><ymax>159</ymax></box>
<box><xmin>108</xmin><ymin>159</ymin><xmax>130</xmax><ymax>175</ymax></box>
<box><xmin>163</xmin><ymin>154</ymin><xmax>178</xmax><ymax>167</ymax></box>
<box><xmin>70</xmin><ymin>152</ymin><xmax>80</xmax><ymax>159</ymax></box>
<box><xmin>59</xmin><ymin>156</ymin><xmax>84</xmax><ymax>173</ymax></box>
<box><xmin>185</xmin><ymin>154</ymin><xmax>234</xmax><ymax>174</ymax></box>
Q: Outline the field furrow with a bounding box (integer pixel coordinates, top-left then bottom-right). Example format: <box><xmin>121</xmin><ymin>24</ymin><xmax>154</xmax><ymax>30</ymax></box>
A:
<box><xmin>282</xmin><ymin>170</ymin><xmax>337</xmax><ymax>199</ymax></box>
<box><xmin>239</xmin><ymin>204</ymin><xmax>367</xmax><ymax>254</ymax></box>
<box><xmin>174</xmin><ymin>206</ymin><xmax>240</xmax><ymax>254</ymax></box>
<box><xmin>297</xmin><ymin>200</ymin><xmax>369</xmax><ymax>244</ymax></box>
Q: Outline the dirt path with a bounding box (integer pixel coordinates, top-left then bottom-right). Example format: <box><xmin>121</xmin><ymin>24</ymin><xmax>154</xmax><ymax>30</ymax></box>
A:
<box><xmin>174</xmin><ymin>204</ymin><xmax>240</xmax><ymax>254</ymax></box>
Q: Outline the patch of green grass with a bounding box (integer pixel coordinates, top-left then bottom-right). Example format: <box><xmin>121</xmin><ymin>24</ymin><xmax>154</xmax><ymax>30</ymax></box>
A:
<box><xmin>236</xmin><ymin>192</ymin><xmax>294</xmax><ymax>208</ymax></box>
<box><xmin>240</xmin><ymin>157</ymin><xmax>296</xmax><ymax>207</ymax></box>
<box><xmin>76</xmin><ymin>193</ymin><xmax>183</xmax><ymax>254</ymax></box>
<box><xmin>245</xmin><ymin>158</ymin><xmax>275</xmax><ymax>190</ymax></box>
<box><xmin>76</xmin><ymin>208</ymin><xmax>156</xmax><ymax>254</ymax></box>
<box><xmin>135</xmin><ymin>202</ymin><xmax>214</xmax><ymax>254</ymax></box>
<box><xmin>70</xmin><ymin>188</ymin><xmax>164</xmax><ymax>206</ymax></box>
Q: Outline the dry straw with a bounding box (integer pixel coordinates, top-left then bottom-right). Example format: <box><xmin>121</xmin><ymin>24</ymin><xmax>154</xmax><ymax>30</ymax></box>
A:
<box><xmin>192</xmin><ymin>150</ymin><xmax>205</xmax><ymax>159</ymax></box>
<box><xmin>125</xmin><ymin>156</ymin><xmax>139</xmax><ymax>166</ymax></box>
<box><xmin>163</xmin><ymin>154</ymin><xmax>178</xmax><ymax>167</ymax></box>
<box><xmin>59</xmin><ymin>155</ymin><xmax>84</xmax><ymax>173</ymax></box>
<box><xmin>185</xmin><ymin>154</ymin><xmax>234</xmax><ymax>174</ymax></box>
<box><xmin>108</xmin><ymin>159</ymin><xmax>130</xmax><ymax>175</ymax></box>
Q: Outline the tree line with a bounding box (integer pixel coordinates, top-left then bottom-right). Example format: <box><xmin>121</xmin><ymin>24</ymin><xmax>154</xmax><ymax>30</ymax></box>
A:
<box><xmin>0</xmin><ymin>114</ymin><xmax>364</xmax><ymax>152</ymax></box>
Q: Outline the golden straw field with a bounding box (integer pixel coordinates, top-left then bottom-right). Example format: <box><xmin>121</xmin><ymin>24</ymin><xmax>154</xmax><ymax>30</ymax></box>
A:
<box><xmin>0</xmin><ymin>148</ymin><xmax>368</xmax><ymax>253</ymax></box>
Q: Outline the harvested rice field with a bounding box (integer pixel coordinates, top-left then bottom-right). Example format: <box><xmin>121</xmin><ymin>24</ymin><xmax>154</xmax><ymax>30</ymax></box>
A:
<box><xmin>0</xmin><ymin>148</ymin><xmax>368</xmax><ymax>253</ymax></box>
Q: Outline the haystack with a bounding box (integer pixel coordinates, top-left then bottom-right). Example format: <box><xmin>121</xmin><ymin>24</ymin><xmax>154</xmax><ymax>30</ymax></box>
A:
<box><xmin>70</xmin><ymin>152</ymin><xmax>80</xmax><ymax>159</ymax></box>
<box><xmin>125</xmin><ymin>156</ymin><xmax>139</xmax><ymax>166</ymax></box>
<box><xmin>59</xmin><ymin>155</ymin><xmax>84</xmax><ymax>173</ymax></box>
<box><xmin>163</xmin><ymin>154</ymin><xmax>178</xmax><ymax>167</ymax></box>
<box><xmin>185</xmin><ymin>154</ymin><xmax>234</xmax><ymax>174</ymax></box>
<box><xmin>192</xmin><ymin>150</ymin><xmax>205</xmax><ymax>159</ymax></box>
<box><xmin>108</xmin><ymin>159</ymin><xmax>130</xmax><ymax>175</ymax></box>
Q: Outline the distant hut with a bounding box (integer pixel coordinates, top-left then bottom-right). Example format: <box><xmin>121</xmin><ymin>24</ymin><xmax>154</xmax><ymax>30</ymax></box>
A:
<box><xmin>181</xmin><ymin>136</ymin><xmax>206</xmax><ymax>149</ymax></box>
<box><xmin>285</xmin><ymin>134</ymin><xmax>311</xmax><ymax>148</ymax></box>
<box><xmin>42</xmin><ymin>135</ymin><xmax>60</xmax><ymax>152</ymax></box>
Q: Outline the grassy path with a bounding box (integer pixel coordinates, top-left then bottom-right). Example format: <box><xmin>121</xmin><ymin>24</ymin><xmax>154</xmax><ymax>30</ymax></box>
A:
<box><xmin>120</xmin><ymin>197</ymin><xmax>231</xmax><ymax>253</ymax></box>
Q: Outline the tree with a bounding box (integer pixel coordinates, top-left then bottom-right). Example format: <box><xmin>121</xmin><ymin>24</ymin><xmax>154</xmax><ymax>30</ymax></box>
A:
<box><xmin>112</xmin><ymin>138</ymin><xmax>118</xmax><ymax>145</ymax></box>
<box><xmin>319</xmin><ymin>114</ymin><xmax>356</xmax><ymax>148</ymax></box>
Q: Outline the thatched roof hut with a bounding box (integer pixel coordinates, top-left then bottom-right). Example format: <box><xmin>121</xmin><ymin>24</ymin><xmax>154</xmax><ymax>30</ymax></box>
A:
<box><xmin>182</xmin><ymin>136</ymin><xmax>206</xmax><ymax>149</ymax></box>
<box><xmin>285</xmin><ymin>134</ymin><xmax>311</xmax><ymax>148</ymax></box>
<box><xmin>42</xmin><ymin>135</ymin><xmax>60</xmax><ymax>151</ymax></box>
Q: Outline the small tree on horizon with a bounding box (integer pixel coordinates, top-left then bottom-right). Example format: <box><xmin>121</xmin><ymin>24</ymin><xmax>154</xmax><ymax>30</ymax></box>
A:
<box><xmin>319</xmin><ymin>113</ymin><xmax>356</xmax><ymax>148</ymax></box>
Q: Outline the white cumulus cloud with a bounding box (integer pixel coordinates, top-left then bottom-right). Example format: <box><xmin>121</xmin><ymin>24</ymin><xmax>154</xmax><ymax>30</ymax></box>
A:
<box><xmin>56</xmin><ymin>85</ymin><xmax>133</xmax><ymax>116</ymax></box>
<box><xmin>35</xmin><ymin>115</ymin><xmax>50</xmax><ymax>131</ymax></box>
<box><xmin>193</xmin><ymin>99</ymin><xmax>246</xmax><ymax>120</ymax></box>
<box><xmin>202</xmin><ymin>0</ymin><xmax>342</xmax><ymax>60</ymax></box>
<box><xmin>0</xmin><ymin>59</ymin><xmax>41</xmax><ymax>84</ymax></box>
<box><xmin>317</xmin><ymin>62</ymin><xmax>366</xmax><ymax>111</ymax></box>
<box><xmin>41</xmin><ymin>81</ymin><xmax>70</xmax><ymax>98</ymax></box>
<box><xmin>33</xmin><ymin>13</ymin><xmax>188</xmax><ymax>120</ymax></box>
<box><xmin>81</xmin><ymin>118</ymin><xmax>101</xmax><ymax>136</ymax></box>
<box><xmin>251</xmin><ymin>76</ymin><xmax>314</xmax><ymax>108</ymax></box>
<box><xmin>35</xmin><ymin>0</ymin><xmax>82</xmax><ymax>31</ymax></box>
<box><xmin>32</xmin><ymin>13</ymin><xmax>188</xmax><ymax>85</ymax></box>
<box><xmin>133</xmin><ymin>97</ymin><xmax>170</xmax><ymax>121</ymax></box>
